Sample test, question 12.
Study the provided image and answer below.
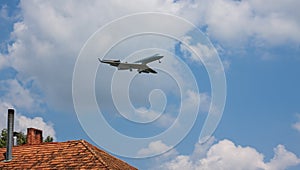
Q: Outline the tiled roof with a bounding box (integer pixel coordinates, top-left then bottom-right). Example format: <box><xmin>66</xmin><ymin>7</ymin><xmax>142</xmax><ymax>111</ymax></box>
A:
<box><xmin>0</xmin><ymin>140</ymin><xmax>137</xmax><ymax>170</ymax></box>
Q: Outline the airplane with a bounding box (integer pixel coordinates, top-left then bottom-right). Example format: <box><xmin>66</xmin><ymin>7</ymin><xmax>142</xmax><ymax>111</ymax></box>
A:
<box><xmin>98</xmin><ymin>54</ymin><xmax>163</xmax><ymax>74</ymax></box>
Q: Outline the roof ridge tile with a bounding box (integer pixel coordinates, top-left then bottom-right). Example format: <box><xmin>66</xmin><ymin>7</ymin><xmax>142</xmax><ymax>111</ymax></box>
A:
<box><xmin>79</xmin><ymin>139</ymin><xmax>109</xmax><ymax>169</ymax></box>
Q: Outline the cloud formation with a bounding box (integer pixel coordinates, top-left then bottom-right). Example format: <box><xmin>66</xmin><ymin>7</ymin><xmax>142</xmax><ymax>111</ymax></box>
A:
<box><xmin>198</xmin><ymin>0</ymin><xmax>300</xmax><ymax>46</ymax></box>
<box><xmin>137</xmin><ymin>140</ymin><xmax>176</xmax><ymax>157</ymax></box>
<box><xmin>158</xmin><ymin>139</ymin><xmax>300</xmax><ymax>170</ymax></box>
<box><xmin>2</xmin><ymin>0</ymin><xmax>199</xmax><ymax>114</ymax></box>
<box><xmin>0</xmin><ymin>79</ymin><xmax>43</xmax><ymax>113</ymax></box>
<box><xmin>0</xmin><ymin>102</ymin><xmax>56</xmax><ymax>140</ymax></box>
<box><xmin>1</xmin><ymin>0</ymin><xmax>299</xmax><ymax>115</ymax></box>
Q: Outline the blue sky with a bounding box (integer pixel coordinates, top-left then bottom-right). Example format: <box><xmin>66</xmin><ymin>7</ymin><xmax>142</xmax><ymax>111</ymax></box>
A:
<box><xmin>1</xmin><ymin>0</ymin><xmax>300</xmax><ymax>169</ymax></box>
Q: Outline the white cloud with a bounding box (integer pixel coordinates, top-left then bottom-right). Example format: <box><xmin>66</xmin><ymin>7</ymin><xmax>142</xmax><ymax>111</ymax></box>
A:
<box><xmin>198</xmin><ymin>0</ymin><xmax>300</xmax><ymax>46</ymax></box>
<box><xmin>266</xmin><ymin>145</ymin><xmax>300</xmax><ymax>170</ymax></box>
<box><xmin>4</xmin><ymin>0</ymin><xmax>201</xmax><ymax>114</ymax></box>
<box><xmin>15</xmin><ymin>115</ymin><xmax>56</xmax><ymax>140</ymax></box>
<box><xmin>6</xmin><ymin>0</ymin><xmax>295</xmax><ymax>116</ymax></box>
<box><xmin>292</xmin><ymin>113</ymin><xmax>300</xmax><ymax>132</ymax></box>
<box><xmin>134</xmin><ymin>107</ymin><xmax>176</xmax><ymax>128</ymax></box>
<box><xmin>137</xmin><ymin>140</ymin><xmax>175</xmax><ymax>157</ymax></box>
<box><xmin>0</xmin><ymin>79</ymin><xmax>44</xmax><ymax>113</ymax></box>
<box><xmin>0</xmin><ymin>102</ymin><xmax>56</xmax><ymax>140</ymax></box>
<box><xmin>134</xmin><ymin>107</ymin><xmax>162</xmax><ymax>122</ymax></box>
<box><xmin>179</xmin><ymin>35</ymin><xmax>227</xmax><ymax>76</ymax></box>
<box><xmin>198</xmin><ymin>139</ymin><xmax>266</xmax><ymax>170</ymax></box>
<box><xmin>190</xmin><ymin>136</ymin><xmax>216</xmax><ymax>161</ymax></box>
<box><xmin>157</xmin><ymin>139</ymin><xmax>300</xmax><ymax>170</ymax></box>
<box><xmin>155</xmin><ymin>113</ymin><xmax>176</xmax><ymax>128</ymax></box>
<box><xmin>1</xmin><ymin>0</ymin><xmax>299</xmax><ymax>116</ymax></box>
<box><xmin>180</xmin><ymin>35</ymin><xmax>217</xmax><ymax>63</ymax></box>
<box><xmin>201</xmin><ymin>0</ymin><xmax>253</xmax><ymax>45</ymax></box>
<box><xmin>180</xmin><ymin>90</ymin><xmax>211</xmax><ymax>120</ymax></box>
<box><xmin>112</xmin><ymin>89</ymin><xmax>209</xmax><ymax>129</ymax></box>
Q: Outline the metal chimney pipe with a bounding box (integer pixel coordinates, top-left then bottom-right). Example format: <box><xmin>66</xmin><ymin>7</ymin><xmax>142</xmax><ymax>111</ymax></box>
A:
<box><xmin>6</xmin><ymin>108</ymin><xmax>14</xmax><ymax>161</ymax></box>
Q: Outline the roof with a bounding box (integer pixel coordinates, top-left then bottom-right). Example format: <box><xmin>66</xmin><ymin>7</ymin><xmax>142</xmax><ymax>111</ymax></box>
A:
<box><xmin>0</xmin><ymin>140</ymin><xmax>137</xmax><ymax>170</ymax></box>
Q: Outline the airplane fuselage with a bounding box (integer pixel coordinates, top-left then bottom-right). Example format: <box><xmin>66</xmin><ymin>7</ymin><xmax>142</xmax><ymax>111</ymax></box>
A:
<box><xmin>99</xmin><ymin>54</ymin><xmax>163</xmax><ymax>74</ymax></box>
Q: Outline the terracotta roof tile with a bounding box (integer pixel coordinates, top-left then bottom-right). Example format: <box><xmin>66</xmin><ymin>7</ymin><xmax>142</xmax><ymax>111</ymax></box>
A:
<box><xmin>0</xmin><ymin>140</ymin><xmax>137</xmax><ymax>170</ymax></box>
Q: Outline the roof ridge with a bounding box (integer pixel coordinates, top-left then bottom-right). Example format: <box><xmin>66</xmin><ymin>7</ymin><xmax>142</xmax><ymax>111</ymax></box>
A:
<box><xmin>79</xmin><ymin>140</ymin><xmax>109</xmax><ymax>169</ymax></box>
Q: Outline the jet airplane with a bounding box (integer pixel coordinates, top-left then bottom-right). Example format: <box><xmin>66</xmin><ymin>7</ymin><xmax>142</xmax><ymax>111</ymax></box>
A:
<box><xmin>99</xmin><ymin>54</ymin><xmax>163</xmax><ymax>74</ymax></box>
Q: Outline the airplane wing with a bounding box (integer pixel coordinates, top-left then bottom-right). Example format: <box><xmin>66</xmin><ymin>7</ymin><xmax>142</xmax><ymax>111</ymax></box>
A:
<box><xmin>134</xmin><ymin>54</ymin><xmax>163</xmax><ymax>64</ymax></box>
<box><xmin>117</xmin><ymin>62</ymin><xmax>158</xmax><ymax>73</ymax></box>
<box><xmin>138</xmin><ymin>67</ymin><xmax>157</xmax><ymax>74</ymax></box>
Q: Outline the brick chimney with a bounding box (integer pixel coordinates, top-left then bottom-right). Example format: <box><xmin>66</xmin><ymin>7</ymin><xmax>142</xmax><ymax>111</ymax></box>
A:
<box><xmin>26</xmin><ymin>128</ymin><xmax>43</xmax><ymax>145</ymax></box>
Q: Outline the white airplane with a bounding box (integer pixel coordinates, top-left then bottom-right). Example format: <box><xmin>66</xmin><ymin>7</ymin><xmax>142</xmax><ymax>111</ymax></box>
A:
<box><xmin>98</xmin><ymin>54</ymin><xmax>163</xmax><ymax>74</ymax></box>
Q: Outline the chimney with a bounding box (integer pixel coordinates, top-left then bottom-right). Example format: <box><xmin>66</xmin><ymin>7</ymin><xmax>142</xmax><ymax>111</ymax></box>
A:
<box><xmin>5</xmin><ymin>108</ymin><xmax>14</xmax><ymax>161</ymax></box>
<box><xmin>26</xmin><ymin>128</ymin><xmax>43</xmax><ymax>145</ymax></box>
<box><xmin>13</xmin><ymin>136</ymin><xmax>17</xmax><ymax>146</ymax></box>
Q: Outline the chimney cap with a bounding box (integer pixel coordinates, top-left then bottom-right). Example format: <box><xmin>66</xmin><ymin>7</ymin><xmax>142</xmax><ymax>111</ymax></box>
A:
<box><xmin>8</xmin><ymin>108</ymin><xmax>14</xmax><ymax>113</ymax></box>
<box><xmin>27</xmin><ymin>127</ymin><xmax>42</xmax><ymax>131</ymax></box>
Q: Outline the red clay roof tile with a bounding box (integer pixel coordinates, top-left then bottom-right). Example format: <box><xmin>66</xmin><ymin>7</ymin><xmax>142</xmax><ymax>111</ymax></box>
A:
<box><xmin>0</xmin><ymin>140</ymin><xmax>137</xmax><ymax>170</ymax></box>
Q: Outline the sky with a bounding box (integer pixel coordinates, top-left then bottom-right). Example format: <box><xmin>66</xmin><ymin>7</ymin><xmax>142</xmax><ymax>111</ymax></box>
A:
<box><xmin>0</xmin><ymin>0</ymin><xmax>300</xmax><ymax>169</ymax></box>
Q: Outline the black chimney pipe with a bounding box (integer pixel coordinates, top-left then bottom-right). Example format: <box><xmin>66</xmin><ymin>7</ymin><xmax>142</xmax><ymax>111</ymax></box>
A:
<box><xmin>6</xmin><ymin>108</ymin><xmax>14</xmax><ymax>161</ymax></box>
